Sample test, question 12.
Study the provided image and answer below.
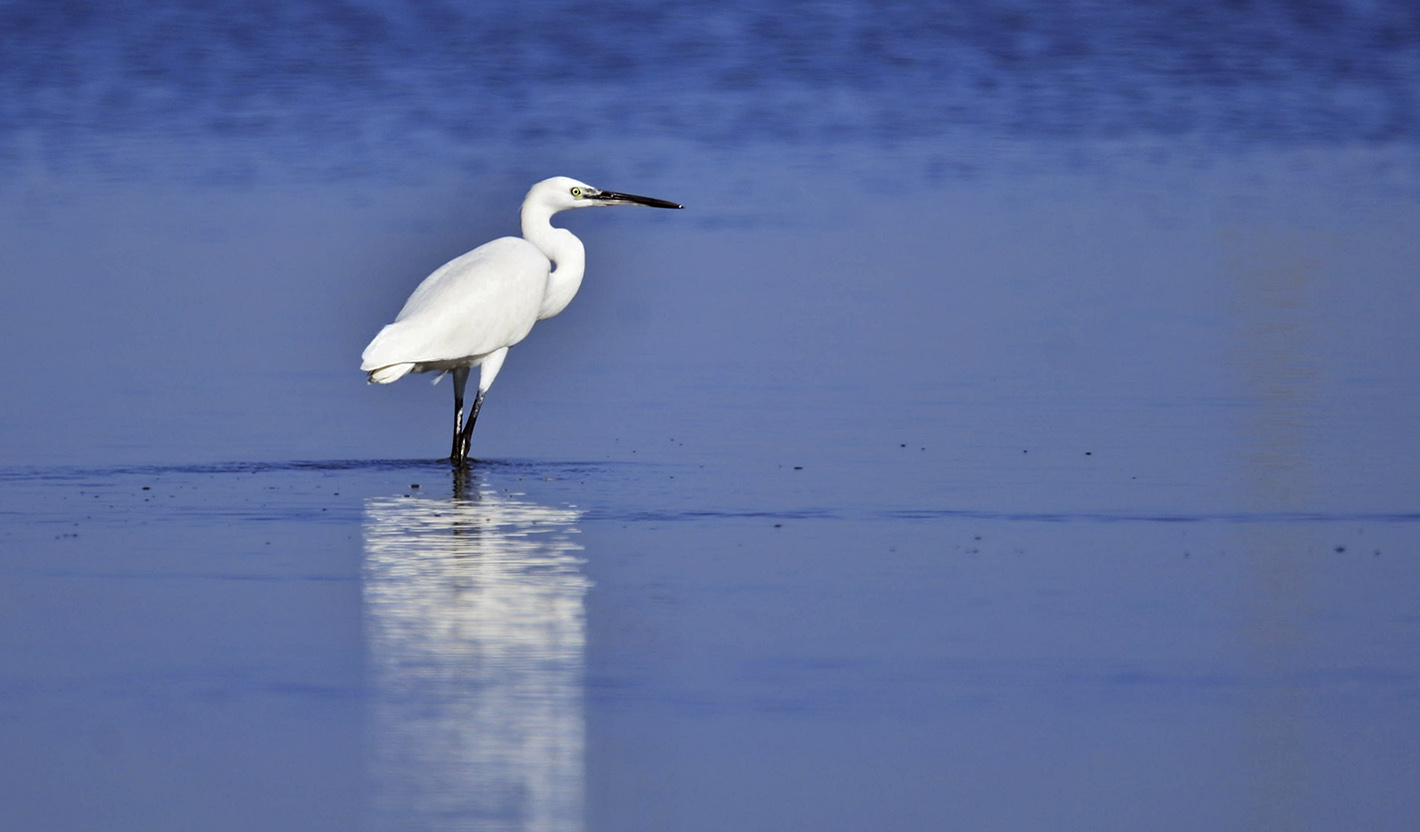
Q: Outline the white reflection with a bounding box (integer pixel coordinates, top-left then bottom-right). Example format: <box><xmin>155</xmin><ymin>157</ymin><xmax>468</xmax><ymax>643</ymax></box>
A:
<box><xmin>363</xmin><ymin>476</ymin><xmax>588</xmax><ymax>832</ymax></box>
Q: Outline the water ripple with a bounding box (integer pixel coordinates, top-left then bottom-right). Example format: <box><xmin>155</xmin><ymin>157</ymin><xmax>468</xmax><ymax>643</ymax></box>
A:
<box><xmin>2</xmin><ymin>0</ymin><xmax>1417</xmax><ymax>176</ymax></box>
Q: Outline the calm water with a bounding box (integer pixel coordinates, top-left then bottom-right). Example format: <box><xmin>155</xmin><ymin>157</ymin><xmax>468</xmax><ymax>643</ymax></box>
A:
<box><xmin>1</xmin><ymin>2</ymin><xmax>1418</xmax><ymax>830</ymax></box>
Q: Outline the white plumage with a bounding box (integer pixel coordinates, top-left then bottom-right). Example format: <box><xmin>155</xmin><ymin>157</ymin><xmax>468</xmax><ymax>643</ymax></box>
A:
<box><xmin>362</xmin><ymin>238</ymin><xmax>547</xmax><ymax>383</ymax></box>
<box><xmin>361</xmin><ymin>176</ymin><xmax>682</xmax><ymax>465</ymax></box>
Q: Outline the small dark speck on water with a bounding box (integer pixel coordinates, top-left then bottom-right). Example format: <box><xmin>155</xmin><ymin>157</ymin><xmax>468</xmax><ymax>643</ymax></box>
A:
<box><xmin>774</xmin><ymin>524</ymin><xmax>782</xmax><ymax>528</ymax></box>
<box><xmin>1335</xmin><ymin>545</ymin><xmax>1346</xmax><ymax>553</ymax></box>
<box><xmin>410</xmin><ymin>483</ymin><xmax>420</xmax><ymax>489</ymax></box>
<box><xmin>900</xmin><ymin>443</ymin><xmax>907</xmax><ymax>447</ymax></box>
<box><xmin>141</xmin><ymin>486</ymin><xmax>150</xmax><ymax>491</ymax></box>
<box><xmin>794</xmin><ymin>466</ymin><xmax>803</xmax><ymax>470</ymax></box>
<box><xmin>1086</xmin><ymin>451</ymin><xmax>1093</xmax><ymax>456</ymax></box>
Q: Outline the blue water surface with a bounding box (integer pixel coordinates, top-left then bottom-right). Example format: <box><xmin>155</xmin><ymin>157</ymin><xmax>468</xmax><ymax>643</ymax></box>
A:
<box><xmin>1</xmin><ymin>2</ymin><xmax>1418</xmax><ymax>830</ymax></box>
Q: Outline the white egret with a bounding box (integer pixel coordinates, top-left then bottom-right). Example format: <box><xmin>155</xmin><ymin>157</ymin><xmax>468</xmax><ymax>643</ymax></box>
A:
<box><xmin>361</xmin><ymin>176</ymin><xmax>683</xmax><ymax>466</ymax></box>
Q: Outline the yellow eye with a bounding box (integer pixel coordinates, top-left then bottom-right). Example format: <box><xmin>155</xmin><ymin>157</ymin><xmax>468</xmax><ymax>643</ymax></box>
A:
<box><xmin>571</xmin><ymin>187</ymin><xmax>583</xmax><ymax>198</ymax></box>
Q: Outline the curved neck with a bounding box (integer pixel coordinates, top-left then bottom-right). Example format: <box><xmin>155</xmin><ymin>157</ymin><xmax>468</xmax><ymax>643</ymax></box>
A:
<box><xmin>521</xmin><ymin>202</ymin><xmax>586</xmax><ymax>320</ymax></box>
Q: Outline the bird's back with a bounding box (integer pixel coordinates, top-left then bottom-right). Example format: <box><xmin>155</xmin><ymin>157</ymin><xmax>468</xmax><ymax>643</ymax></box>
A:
<box><xmin>361</xmin><ymin>237</ymin><xmax>551</xmax><ymax>375</ymax></box>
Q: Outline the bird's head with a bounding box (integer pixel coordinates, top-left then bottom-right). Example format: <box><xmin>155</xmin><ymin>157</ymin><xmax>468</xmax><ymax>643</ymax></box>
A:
<box><xmin>526</xmin><ymin>176</ymin><xmax>683</xmax><ymax>215</ymax></box>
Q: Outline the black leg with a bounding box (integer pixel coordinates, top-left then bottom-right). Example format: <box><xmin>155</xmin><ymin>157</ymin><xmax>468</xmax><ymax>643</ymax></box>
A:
<box><xmin>450</xmin><ymin>367</ymin><xmax>470</xmax><ymax>465</ymax></box>
<box><xmin>455</xmin><ymin>389</ymin><xmax>485</xmax><ymax>468</ymax></box>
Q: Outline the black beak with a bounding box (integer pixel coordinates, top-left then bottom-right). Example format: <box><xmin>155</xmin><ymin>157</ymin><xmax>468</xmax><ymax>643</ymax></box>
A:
<box><xmin>594</xmin><ymin>190</ymin><xmax>684</xmax><ymax>209</ymax></box>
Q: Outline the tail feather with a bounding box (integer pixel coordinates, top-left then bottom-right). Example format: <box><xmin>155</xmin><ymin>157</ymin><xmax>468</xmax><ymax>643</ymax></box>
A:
<box><xmin>367</xmin><ymin>363</ymin><xmax>415</xmax><ymax>384</ymax></box>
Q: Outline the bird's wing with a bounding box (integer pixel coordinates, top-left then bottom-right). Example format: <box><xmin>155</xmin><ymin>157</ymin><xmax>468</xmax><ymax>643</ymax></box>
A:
<box><xmin>361</xmin><ymin>237</ymin><xmax>550</xmax><ymax>372</ymax></box>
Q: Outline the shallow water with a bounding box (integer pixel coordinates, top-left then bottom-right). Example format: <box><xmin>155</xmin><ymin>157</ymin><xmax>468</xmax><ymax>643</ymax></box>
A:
<box><xmin>2</xmin><ymin>460</ymin><xmax>1417</xmax><ymax>831</ymax></box>
<box><xmin>2</xmin><ymin>2</ymin><xmax>1420</xmax><ymax>830</ymax></box>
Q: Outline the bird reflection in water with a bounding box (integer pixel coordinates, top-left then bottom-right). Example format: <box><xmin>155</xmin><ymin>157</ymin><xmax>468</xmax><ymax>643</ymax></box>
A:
<box><xmin>363</xmin><ymin>469</ymin><xmax>588</xmax><ymax>831</ymax></box>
